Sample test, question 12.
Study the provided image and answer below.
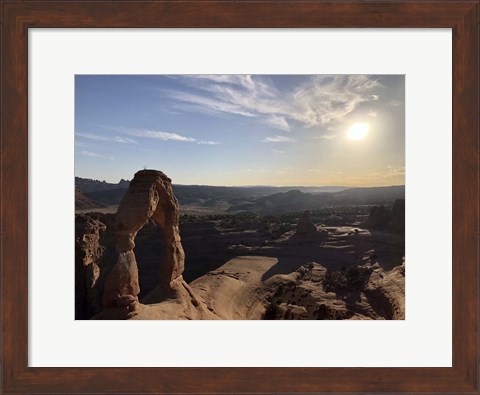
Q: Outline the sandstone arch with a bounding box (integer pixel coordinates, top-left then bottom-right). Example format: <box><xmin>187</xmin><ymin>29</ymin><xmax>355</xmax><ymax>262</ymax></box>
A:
<box><xmin>102</xmin><ymin>170</ymin><xmax>185</xmax><ymax>309</ymax></box>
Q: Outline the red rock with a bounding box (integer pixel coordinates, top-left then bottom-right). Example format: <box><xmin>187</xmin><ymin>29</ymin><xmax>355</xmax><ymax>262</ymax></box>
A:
<box><xmin>102</xmin><ymin>170</ymin><xmax>185</xmax><ymax>308</ymax></box>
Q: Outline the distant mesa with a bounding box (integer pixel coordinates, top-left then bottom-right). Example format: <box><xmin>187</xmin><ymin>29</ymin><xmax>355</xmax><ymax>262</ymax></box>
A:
<box><xmin>75</xmin><ymin>175</ymin><xmax>405</xmax><ymax>216</ymax></box>
<box><xmin>75</xmin><ymin>186</ymin><xmax>106</xmax><ymax>210</ymax></box>
<box><xmin>75</xmin><ymin>176</ymin><xmax>130</xmax><ymax>193</ymax></box>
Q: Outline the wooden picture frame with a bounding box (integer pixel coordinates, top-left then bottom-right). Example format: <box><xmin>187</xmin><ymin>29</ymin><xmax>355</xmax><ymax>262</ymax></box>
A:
<box><xmin>1</xmin><ymin>1</ymin><xmax>478</xmax><ymax>393</ymax></box>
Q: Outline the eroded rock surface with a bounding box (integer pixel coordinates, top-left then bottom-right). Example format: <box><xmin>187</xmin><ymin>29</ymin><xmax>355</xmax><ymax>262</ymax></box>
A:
<box><xmin>75</xmin><ymin>215</ymin><xmax>106</xmax><ymax>319</ymax></box>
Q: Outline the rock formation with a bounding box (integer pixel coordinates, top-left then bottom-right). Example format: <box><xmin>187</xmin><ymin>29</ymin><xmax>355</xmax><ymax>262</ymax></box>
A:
<box><xmin>75</xmin><ymin>186</ymin><xmax>105</xmax><ymax>210</ymax></box>
<box><xmin>295</xmin><ymin>210</ymin><xmax>318</xmax><ymax>236</ymax></box>
<box><xmin>75</xmin><ymin>215</ymin><xmax>106</xmax><ymax>319</ymax></box>
<box><xmin>75</xmin><ymin>169</ymin><xmax>405</xmax><ymax>321</ymax></box>
<box><xmin>261</xmin><ymin>261</ymin><xmax>405</xmax><ymax>320</ymax></box>
<box><xmin>365</xmin><ymin>205</ymin><xmax>391</xmax><ymax>229</ymax></box>
<box><xmin>100</xmin><ymin>170</ymin><xmax>182</xmax><ymax>309</ymax></box>
<box><xmin>364</xmin><ymin>199</ymin><xmax>405</xmax><ymax>234</ymax></box>
<box><xmin>388</xmin><ymin>199</ymin><xmax>405</xmax><ymax>234</ymax></box>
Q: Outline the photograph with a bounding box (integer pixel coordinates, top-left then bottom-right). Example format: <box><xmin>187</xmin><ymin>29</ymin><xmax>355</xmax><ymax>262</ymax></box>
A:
<box><xmin>75</xmin><ymin>74</ymin><xmax>405</xmax><ymax>320</ymax></box>
<box><xmin>4</xmin><ymin>1</ymin><xmax>477</xmax><ymax>392</ymax></box>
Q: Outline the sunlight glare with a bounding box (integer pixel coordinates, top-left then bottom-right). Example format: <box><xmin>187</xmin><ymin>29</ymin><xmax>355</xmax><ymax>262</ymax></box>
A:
<box><xmin>347</xmin><ymin>123</ymin><xmax>370</xmax><ymax>140</ymax></box>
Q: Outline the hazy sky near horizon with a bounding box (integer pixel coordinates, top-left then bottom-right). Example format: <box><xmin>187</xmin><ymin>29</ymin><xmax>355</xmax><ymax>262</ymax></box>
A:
<box><xmin>75</xmin><ymin>75</ymin><xmax>405</xmax><ymax>186</ymax></box>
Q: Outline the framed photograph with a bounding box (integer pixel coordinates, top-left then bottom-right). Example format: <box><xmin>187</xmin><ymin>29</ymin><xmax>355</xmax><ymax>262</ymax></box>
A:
<box><xmin>1</xmin><ymin>1</ymin><xmax>478</xmax><ymax>394</ymax></box>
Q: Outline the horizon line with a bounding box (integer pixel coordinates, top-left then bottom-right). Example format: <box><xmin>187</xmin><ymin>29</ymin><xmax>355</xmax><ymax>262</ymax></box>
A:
<box><xmin>74</xmin><ymin>175</ymin><xmax>404</xmax><ymax>189</ymax></box>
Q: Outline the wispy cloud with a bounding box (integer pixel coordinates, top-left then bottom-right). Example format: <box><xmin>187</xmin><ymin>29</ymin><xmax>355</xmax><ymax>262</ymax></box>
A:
<box><xmin>386</xmin><ymin>165</ymin><xmax>405</xmax><ymax>176</ymax></box>
<box><xmin>291</xmin><ymin>75</ymin><xmax>381</xmax><ymax>127</ymax></box>
<box><xmin>75</xmin><ymin>140</ymin><xmax>88</xmax><ymax>147</ymax></box>
<box><xmin>127</xmin><ymin>129</ymin><xmax>195</xmax><ymax>142</ymax></box>
<box><xmin>367</xmin><ymin>111</ymin><xmax>377</xmax><ymax>118</ymax></box>
<box><xmin>77</xmin><ymin>132</ymin><xmax>138</xmax><ymax>144</ymax></box>
<box><xmin>80</xmin><ymin>150</ymin><xmax>114</xmax><ymax>160</ymax></box>
<box><xmin>272</xmin><ymin>149</ymin><xmax>285</xmax><ymax>154</ymax></box>
<box><xmin>122</xmin><ymin>128</ymin><xmax>220</xmax><ymax>145</ymax></box>
<box><xmin>264</xmin><ymin>115</ymin><xmax>290</xmax><ymax>132</ymax></box>
<box><xmin>159</xmin><ymin>75</ymin><xmax>381</xmax><ymax>132</ymax></box>
<box><xmin>262</xmin><ymin>135</ymin><xmax>295</xmax><ymax>143</ymax></box>
<box><xmin>81</xmin><ymin>150</ymin><xmax>100</xmax><ymax>158</ymax></box>
<box><xmin>351</xmin><ymin>166</ymin><xmax>405</xmax><ymax>183</ymax></box>
<box><xmin>313</xmin><ymin>134</ymin><xmax>336</xmax><ymax>140</ymax></box>
<box><xmin>197</xmin><ymin>140</ymin><xmax>220</xmax><ymax>145</ymax></box>
<box><xmin>390</xmin><ymin>99</ymin><xmax>402</xmax><ymax>107</ymax></box>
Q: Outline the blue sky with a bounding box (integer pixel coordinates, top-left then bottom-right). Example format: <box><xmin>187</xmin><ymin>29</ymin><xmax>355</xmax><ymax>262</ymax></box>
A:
<box><xmin>75</xmin><ymin>75</ymin><xmax>405</xmax><ymax>186</ymax></box>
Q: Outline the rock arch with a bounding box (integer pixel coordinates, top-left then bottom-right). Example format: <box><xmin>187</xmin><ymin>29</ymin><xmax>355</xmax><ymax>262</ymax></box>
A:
<box><xmin>102</xmin><ymin>170</ymin><xmax>185</xmax><ymax>308</ymax></box>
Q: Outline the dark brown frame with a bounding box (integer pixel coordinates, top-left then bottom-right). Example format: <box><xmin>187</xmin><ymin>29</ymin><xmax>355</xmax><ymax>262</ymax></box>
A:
<box><xmin>1</xmin><ymin>1</ymin><xmax>478</xmax><ymax>394</ymax></box>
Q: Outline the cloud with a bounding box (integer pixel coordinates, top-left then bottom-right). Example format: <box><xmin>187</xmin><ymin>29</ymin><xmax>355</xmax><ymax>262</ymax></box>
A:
<box><xmin>291</xmin><ymin>75</ymin><xmax>382</xmax><ymax>127</ymax></box>
<box><xmin>264</xmin><ymin>115</ymin><xmax>290</xmax><ymax>132</ymax></box>
<box><xmin>113</xmin><ymin>137</ymin><xmax>139</xmax><ymax>144</ymax></box>
<box><xmin>165</xmin><ymin>91</ymin><xmax>256</xmax><ymax>118</ymax></box>
<box><xmin>262</xmin><ymin>135</ymin><xmax>295</xmax><ymax>143</ymax></box>
<box><xmin>352</xmin><ymin>166</ymin><xmax>405</xmax><ymax>183</ymax></box>
<box><xmin>77</xmin><ymin>132</ymin><xmax>138</xmax><ymax>144</ymax></box>
<box><xmin>314</xmin><ymin>134</ymin><xmax>336</xmax><ymax>140</ymax></box>
<box><xmin>80</xmin><ymin>150</ymin><xmax>100</xmax><ymax>157</ymax></box>
<box><xmin>127</xmin><ymin>129</ymin><xmax>195</xmax><ymax>142</ymax></box>
<box><xmin>123</xmin><ymin>128</ymin><xmax>220</xmax><ymax>145</ymax></box>
<box><xmin>80</xmin><ymin>150</ymin><xmax>114</xmax><ymax>160</ymax></box>
<box><xmin>197</xmin><ymin>140</ymin><xmax>220</xmax><ymax>145</ymax></box>
<box><xmin>367</xmin><ymin>111</ymin><xmax>377</xmax><ymax>118</ymax></box>
<box><xmin>387</xmin><ymin>165</ymin><xmax>405</xmax><ymax>176</ymax></box>
<box><xmin>272</xmin><ymin>149</ymin><xmax>285</xmax><ymax>154</ymax></box>
<box><xmin>159</xmin><ymin>75</ymin><xmax>382</xmax><ymax>132</ymax></box>
<box><xmin>390</xmin><ymin>99</ymin><xmax>402</xmax><ymax>107</ymax></box>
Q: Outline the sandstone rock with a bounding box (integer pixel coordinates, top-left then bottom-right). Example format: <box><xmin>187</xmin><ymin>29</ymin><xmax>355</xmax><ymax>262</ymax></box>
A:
<box><xmin>102</xmin><ymin>251</ymin><xmax>140</xmax><ymax>307</ymax></box>
<box><xmin>114</xmin><ymin>169</ymin><xmax>184</xmax><ymax>284</ymax></box>
<box><xmin>365</xmin><ymin>263</ymin><xmax>405</xmax><ymax>319</ymax></box>
<box><xmin>102</xmin><ymin>170</ymin><xmax>184</xmax><ymax>304</ymax></box>
<box><xmin>75</xmin><ymin>215</ymin><xmax>107</xmax><ymax>318</ymax></box>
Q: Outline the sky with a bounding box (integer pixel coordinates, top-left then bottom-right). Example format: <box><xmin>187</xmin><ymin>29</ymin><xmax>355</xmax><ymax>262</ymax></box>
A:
<box><xmin>75</xmin><ymin>75</ymin><xmax>405</xmax><ymax>187</ymax></box>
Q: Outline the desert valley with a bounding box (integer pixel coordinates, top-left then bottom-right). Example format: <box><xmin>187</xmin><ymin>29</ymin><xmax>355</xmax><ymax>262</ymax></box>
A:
<box><xmin>75</xmin><ymin>169</ymin><xmax>405</xmax><ymax>320</ymax></box>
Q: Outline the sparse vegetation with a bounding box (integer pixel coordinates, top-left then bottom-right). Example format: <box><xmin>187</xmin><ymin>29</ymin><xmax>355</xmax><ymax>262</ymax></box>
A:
<box><xmin>262</xmin><ymin>298</ymin><xmax>282</xmax><ymax>320</ymax></box>
<box><xmin>324</xmin><ymin>265</ymin><xmax>372</xmax><ymax>293</ymax></box>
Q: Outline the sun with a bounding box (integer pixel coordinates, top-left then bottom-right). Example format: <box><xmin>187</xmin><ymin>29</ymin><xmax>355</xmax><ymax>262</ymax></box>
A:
<box><xmin>347</xmin><ymin>123</ymin><xmax>370</xmax><ymax>140</ymax></box>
